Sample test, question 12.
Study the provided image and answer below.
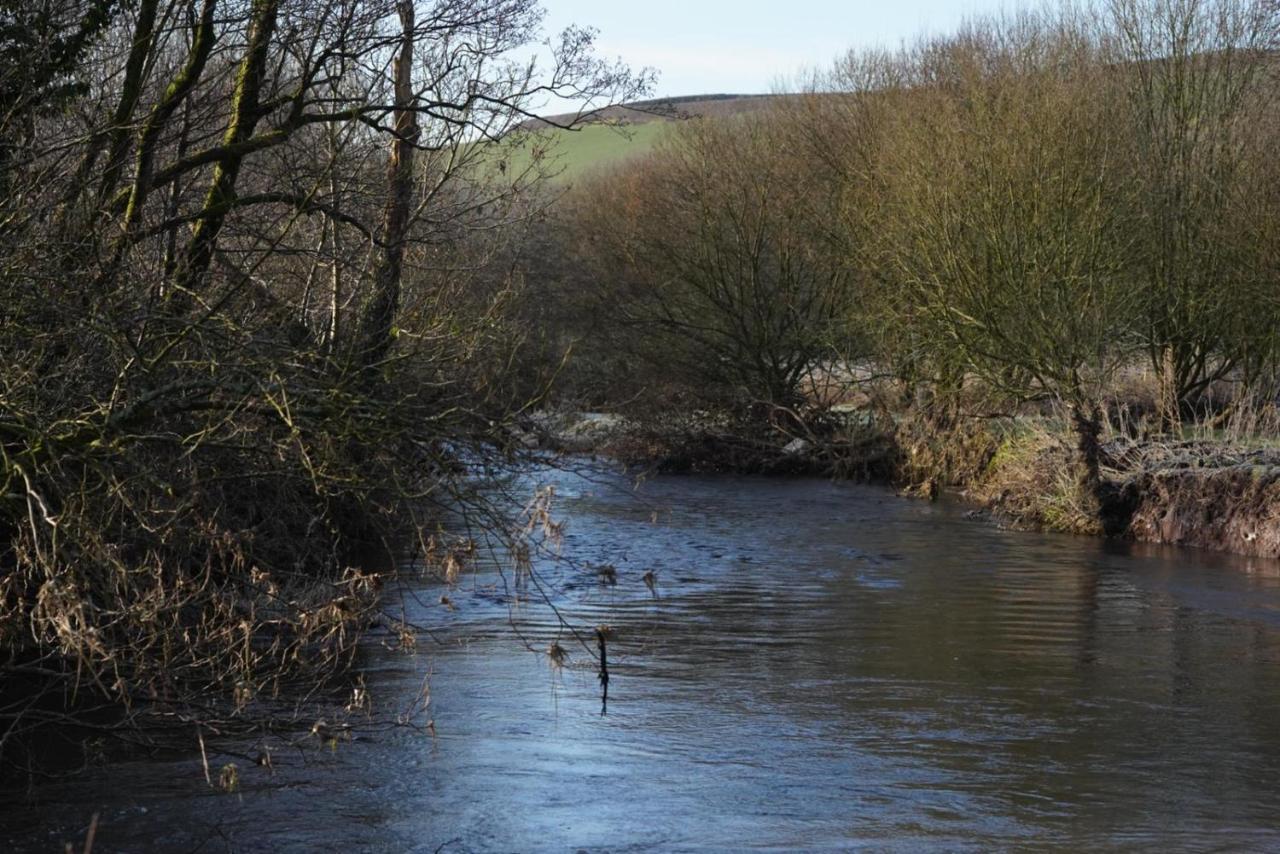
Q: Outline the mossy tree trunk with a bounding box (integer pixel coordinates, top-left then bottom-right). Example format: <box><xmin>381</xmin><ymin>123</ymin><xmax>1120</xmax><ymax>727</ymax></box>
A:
<box><xmin>97</xmin><ymin>0</ymin><xmax>160</xmax><ymax>207</ymax></box>
<box><xmin>58</xmin><ymin>0</ymin><xmax>158</xmax><ymax>221</ymax></box>
<box><xmin>118</xmin><ymin>0</ymin><xmax>217</xmax><ymax>235</ymax></box>
<box><xmin>170</xmin><ymin>0</ymin><xmax>280</xmax><ymax>297</ymax></box>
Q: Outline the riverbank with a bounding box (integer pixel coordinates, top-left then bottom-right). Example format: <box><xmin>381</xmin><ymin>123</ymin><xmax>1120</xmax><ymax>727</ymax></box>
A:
<box><xmin>530</xmin><ymin>409</ymin><xmax>1280</xmax><ymax>561</ymax></box>
<box><xmin>902</xmin><ymin>415</ymin><xmax>1280</xmax><ymax>560</ymax></box>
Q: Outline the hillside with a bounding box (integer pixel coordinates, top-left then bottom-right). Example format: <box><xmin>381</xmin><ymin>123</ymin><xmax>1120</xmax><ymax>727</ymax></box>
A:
<box><xmin>507</xmin><ymin>93</ymin><xmax>786</xmax><ymax>183</ymax></box>
<box><xmin>526</xmin><ymin>93</ymin><xmax>785</xmax><ymax>129</ymax></box>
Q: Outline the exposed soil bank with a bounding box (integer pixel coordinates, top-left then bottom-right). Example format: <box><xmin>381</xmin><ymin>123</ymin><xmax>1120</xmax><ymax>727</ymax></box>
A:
<box><xmin>535</xmin><ymin>410</ymin><xmax>1280</xmax><ymax>561</ymax></box>
<box><xmin>899</xmin><ymin>417</ymin><xmax>1280</xmax><ymax>560</ymax></box>
<box><xmin>1126</xmin><ymin>465</ymin><xmax>1280</xmax><ymax>555</ymax></box>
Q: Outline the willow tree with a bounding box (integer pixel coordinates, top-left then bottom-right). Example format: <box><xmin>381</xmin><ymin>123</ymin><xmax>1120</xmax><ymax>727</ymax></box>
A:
<box><xmin>571</xmin><ymin>113</ymin><xmax>854</xmax><ymax>415</ymax></box>
<box><xmin>878</xmin><ymin>14</ymin><xmax>1136</xmax><ymax>505</ymax></box>
<box><xmin>798</xmin><ymin>49</ymin><xmax>939</xmax><ymax>406</ymax></box>
<box><xmin>1106</xmin><ymin>0</ymin><xmax>1280</xmax><ymax>423</ymax></box>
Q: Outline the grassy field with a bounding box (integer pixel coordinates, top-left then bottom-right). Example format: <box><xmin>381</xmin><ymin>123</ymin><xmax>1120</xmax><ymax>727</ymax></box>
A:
<box><xmin>503</xmin><ymin>121</ymin><xmax>671</xmax><ymax>184</ymax></box>
<box><xmin>494</xmin><ymin>94</ymin><xmax>785</xmax><ymax>184</ymax></box>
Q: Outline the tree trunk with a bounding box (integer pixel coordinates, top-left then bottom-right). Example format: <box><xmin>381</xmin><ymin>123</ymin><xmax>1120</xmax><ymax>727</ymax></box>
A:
<box><xmin>95</xmin><ymin>0</ymin><xmax>216</xmax><ymax>293</ymax></box>
<box><xmin>119</xmin><ymin>0</ymin><xmax>218</xmax><ymax>234</ymax></box>
<box><xmin>357</xmin><ymin>1</ymin><xmax>418</xmax><ymax>372</ymax></box>
<box><xmin>1071</xmin><ymin>402</ymin><xmax>1104</xmax><ymax>517</ymax></box>
<box><xmin>59</xmin><ymin>0</ymin><xmax>159</xmax><ymax>219</ymax></box>
<box><xmin>161</xmin><ymin>98</ymin><xmax>194</xmax><ymax>280</ymax></box>
<box><xmin>171</xmin><ymin>0</ymin><xmax>280</xmax><ymax>296</ymax></box>
<box><xmin>326</xmin><ymin>136</ymin><xmax>344</xmax><ymax>356</ymax></box>
<box><xmin>1156</xmin><ymin>344</ymin><xmax>1180</xmax><ymax>436</ymax></box>
<box><xmin>97</xmin><ymin>0</ymin><xmax>161</xmax><ymax>207</ymax></box>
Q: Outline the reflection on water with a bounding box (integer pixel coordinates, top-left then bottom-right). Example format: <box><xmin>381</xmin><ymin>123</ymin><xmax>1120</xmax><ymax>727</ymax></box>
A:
<box><xmin>7</xmin><ymin>467</ymin><xmax>1280</xmax><ymax>852</ymax></box>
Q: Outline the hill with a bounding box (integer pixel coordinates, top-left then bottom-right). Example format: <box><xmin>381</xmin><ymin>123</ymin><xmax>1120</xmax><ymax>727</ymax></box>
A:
<box><xmin>506</xmin><ymin>93</ymin><xmax>786</xmax><ymax>183</ymax></box>
<box><xmin>525</xmin><ymin>93</ymin><xmax>785</xmax><ymax>129</ymax></box>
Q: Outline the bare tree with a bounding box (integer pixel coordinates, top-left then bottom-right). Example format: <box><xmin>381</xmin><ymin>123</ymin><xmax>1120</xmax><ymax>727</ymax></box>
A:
<box><xmin>570</xmin><ymin>112</ymin><xmax>854</xmax><ymax>415</ymax></box>
<box><xmin>1106</xmin><ymin>0</ymin><xmax>1280</xmax><ymax>423</ymax></box>
<box><xmin>0</xmin><ymin>0</ymin><xmax>649</xmax><ymax>770</ymax></box>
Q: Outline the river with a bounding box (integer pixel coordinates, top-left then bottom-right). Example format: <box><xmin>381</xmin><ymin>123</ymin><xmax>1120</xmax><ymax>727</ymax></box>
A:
<box><xmin>7</xmin><ymin>465</ymin><xmax>1280</xmax><ymax>851</ymax></box>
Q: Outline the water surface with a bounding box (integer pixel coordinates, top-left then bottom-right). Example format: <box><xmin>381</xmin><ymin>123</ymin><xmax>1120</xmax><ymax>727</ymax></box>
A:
<box><xmin>7</xmin><ymin>467</ymin><xmax>1280</xmax><ymax>851</ymax></box>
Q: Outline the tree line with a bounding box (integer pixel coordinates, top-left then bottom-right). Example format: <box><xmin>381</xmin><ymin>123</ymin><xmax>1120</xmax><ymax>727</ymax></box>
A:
<box><xmin>545</xmin><ymin>0</ymin><xmax>1279</xmax><ymax>499</ymax></box>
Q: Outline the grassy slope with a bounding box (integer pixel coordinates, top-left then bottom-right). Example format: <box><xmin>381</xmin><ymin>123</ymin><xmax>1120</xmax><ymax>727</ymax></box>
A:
<box><xmin>503</xmin><ymin>122</ymin><xmax>670</xmax><ymax>184</ymax></box>
<box><xmin>500</xmin><ymin>94</ymin><xmax>786</xmax><ymax>184</ymax></box>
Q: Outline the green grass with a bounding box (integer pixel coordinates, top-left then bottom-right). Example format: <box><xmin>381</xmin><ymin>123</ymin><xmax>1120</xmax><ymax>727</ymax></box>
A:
<box><xmin>476</xmin><ymin>93</ymin><xmax>785</xmax><ymax>184</ymax></box>
<box><xmin>502</xmin><ymin>122</ymin><xmax>671</xmax><ymax>184</ymax></box>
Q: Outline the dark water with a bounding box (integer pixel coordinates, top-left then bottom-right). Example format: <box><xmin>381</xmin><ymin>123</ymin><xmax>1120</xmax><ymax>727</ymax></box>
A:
<box><xmin>8</xmin><ymin>467</ymin><xmax>1280</xmax><ymax>852</ymax></box>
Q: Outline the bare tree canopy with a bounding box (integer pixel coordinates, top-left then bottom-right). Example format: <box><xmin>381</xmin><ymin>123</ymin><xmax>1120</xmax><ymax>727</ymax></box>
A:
<box><xmin>0</xmin><ymin>0</ymin><xmax>649</xmax><ymax>768</ymax></box>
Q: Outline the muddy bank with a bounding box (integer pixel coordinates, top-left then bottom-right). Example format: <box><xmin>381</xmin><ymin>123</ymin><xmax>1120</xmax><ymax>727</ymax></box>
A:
<box><xmin>1126</xmin><ymin>465</ymin><xmax>1280</xmax><ymax>555</ymax></box>
<box><xmin>1117</xmin><ymin>442</ymin><xmax>1280</xmax><ymax>558</ymax></box>
<box><xmin>533</xmin><ymin>409</ymin><xmax>1280</xmax><ymax>561</ymax></box>
<box><xmin>916</xmin><ymin>419</ymin><xmax>1280</xmax><ymax>560</ymax></box>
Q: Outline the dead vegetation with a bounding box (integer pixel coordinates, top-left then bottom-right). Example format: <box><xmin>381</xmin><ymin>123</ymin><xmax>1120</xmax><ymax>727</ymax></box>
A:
<box><xmin>886</xmin><ymin>393</ymin><xmax>1280</xmax><ymax>557</ymax></box>
<box><xmin>0</xmin><ymin>0</ymin><xmax>648</xmax><ymax>775</ymax></box>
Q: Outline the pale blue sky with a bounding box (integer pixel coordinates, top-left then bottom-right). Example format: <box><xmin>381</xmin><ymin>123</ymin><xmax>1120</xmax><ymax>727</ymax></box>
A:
<box><xmin>541</xmin><ymin>1</ymin><xmax>1018</xmax><ymax>97</ymax></box>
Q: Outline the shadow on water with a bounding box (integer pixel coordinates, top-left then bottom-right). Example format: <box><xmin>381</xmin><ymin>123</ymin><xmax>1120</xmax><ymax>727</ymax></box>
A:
<box><xmin>7</xmin><ymin>464</ymin><xmax>1280</xmax><ymax>851</ymax></box>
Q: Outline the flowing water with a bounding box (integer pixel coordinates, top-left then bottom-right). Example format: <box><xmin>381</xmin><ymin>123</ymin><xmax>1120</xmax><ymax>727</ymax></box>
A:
<box><xmin>7</xmin><ymin>465</ymin><xmax>1280</xmax><ymax>852</ymax></box>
